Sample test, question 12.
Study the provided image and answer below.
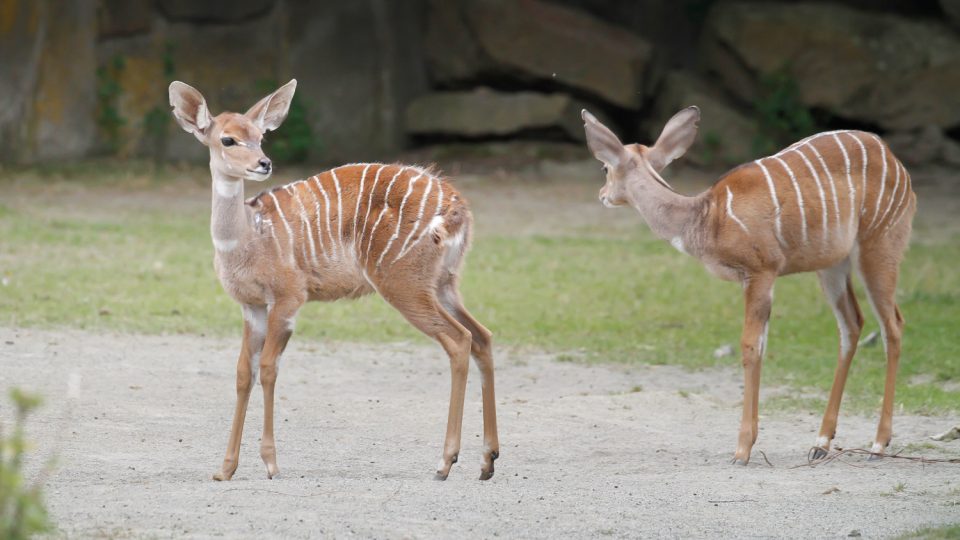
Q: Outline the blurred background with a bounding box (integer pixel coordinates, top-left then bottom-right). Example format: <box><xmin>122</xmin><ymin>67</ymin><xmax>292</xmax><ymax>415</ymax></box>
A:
<box><xmin>3</xmin><ymin>0</ymin><xmax>960</xmax><ymax>168</ymax></box>
<box><xmin>1</xmin><ymin>0</ymin><xmax>958</xmax><ymax>415</ymax></box>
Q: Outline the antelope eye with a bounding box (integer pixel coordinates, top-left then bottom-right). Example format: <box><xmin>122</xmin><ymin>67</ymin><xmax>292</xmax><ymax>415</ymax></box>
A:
<box><xmin>220</xmin><ymin>136</ymin><xmax>236</xmax><ymax>147</ymax></box>
<box><xmin>602</xmin><ymin>165</ymin><xmax>608</xmax><ymax>174</ymax></box>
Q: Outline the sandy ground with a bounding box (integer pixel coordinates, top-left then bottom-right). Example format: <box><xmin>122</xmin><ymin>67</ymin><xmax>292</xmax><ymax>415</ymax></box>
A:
<box><xmin>2</xmin><ymin>326</ymin><xmax>959</xmax><ymax>539</ymax></box>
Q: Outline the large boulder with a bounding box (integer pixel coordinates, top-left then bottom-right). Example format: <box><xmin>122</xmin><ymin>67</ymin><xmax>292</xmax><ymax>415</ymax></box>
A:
<box><xmin>646</xmin><ymin>71</ymin><xmax>759</xmax><ymax>167</ymax></box>
<box><xmin>885</xmin><ymin>126</ymin><xmax>960</xmax><ymax>167</ymax></box>
<box><xmin>705</xmin><ymin>2</ymin><xmax>960</xmax><ymax>131</ymax></box>
<box><xmin>157</xmin><ymin>0</ymin><xmax>275</xmax><ymax>23</ymax></box>
<box><xmin>405</xmin><ymin>88</ymin><xmax>601</xmax><ymax>142</ymax></box>
<box><xmin>941</xmin><ymin>0</ymin><xmax>960</xmax><ymax>28</ymax></box>
<box><xmin>96</xmin><ymin>10</ymin><xmax>287</xmax><ymax>161</ymax></box>
<box><xmin>424</xmin><ymin>0</ymin><xmax>655</xmax><ymax>110</ymax></box>
<box><xmin>94</xmin><ymin>1</ymin><xmax>427</xmax><ymax>163</ymax></box>
<box><xmin>98</xmin><ymin>0</ymin><xmax>153</xmax><ymax>38</ymax></box>
<box><xmin>285</xmin><ymin>0</ymin><xmax>428</xmax><ymax>162</ymax></box>
<box><xmin>0</xmin><ymin>0</ymin><xmax>97</xmax><ymax>163</ymax></box>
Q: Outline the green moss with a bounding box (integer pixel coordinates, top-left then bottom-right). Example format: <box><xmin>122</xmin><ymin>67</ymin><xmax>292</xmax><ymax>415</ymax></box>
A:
<box><xmin>752</xmin><ymin>65</ymin><xmax>816</xmax><ymax>155</ymax></box>
<box><xmin>255</xmin><ymin>79</ymin><xmax>318</xmax><ymax>163</ymax></box>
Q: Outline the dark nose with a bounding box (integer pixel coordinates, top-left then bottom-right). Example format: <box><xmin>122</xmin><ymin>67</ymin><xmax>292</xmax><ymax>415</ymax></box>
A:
<box><xmin>258</xmin><ymin>158</ymin><xmax>272</xmax><ymax>170</ymax></box>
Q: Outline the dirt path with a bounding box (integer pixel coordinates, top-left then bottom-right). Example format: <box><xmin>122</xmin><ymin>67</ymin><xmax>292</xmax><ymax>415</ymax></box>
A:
<box><xmin>2</xmin><ymin>326</ymin><xmax>958</xmax><ymax>538</ymax></box>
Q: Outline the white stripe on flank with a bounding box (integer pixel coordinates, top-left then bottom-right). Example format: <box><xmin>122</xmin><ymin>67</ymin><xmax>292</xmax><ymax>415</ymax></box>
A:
<box><xmin>313</xmin><ymin>176</ymin><xmax>338</xmax><ymax>260</ymax></box>
<box><xmin>832</xmin><ymin>134</ymin><xmax>856</xmax><ymax>237</ymax></box>
<box><xmin>331</xmin><ymin>168</ymin><xmax>345</xmax><ymax>257</ymax></box>
<box><xmin>772</xmin><ymin>156</ymin><xmax>807</xmax><ymax>243</ymax></box>
<box><xmin>395</xmin><ymin>176</ymin><xmax>435</xmax><ymax>262</ymax></box>
<box><xmin>755</xmin><ymin>159</ymin><xmax>785</xmax><ymax>247</ymax></box>
<box><xmin>353</xmin><ymin>164</ymin><xmax>374</xmax><ymax>243</ymax></box>
<box><xmin>303</xmin><ymin>177</ymin><xmax>330</xmax><ymax>262</ymax></box>
<box><xmin>365</xmin><ymin>167</ymin><xmax>408</xmax><ymax>265</ymax></box>
<box><xmin>867</xmin><ymin>135</ymin><xmax>888</xmax><ymax>231</ymax></box>
<box><xmin>285</xmin><ymin>185</ymin><xmax>309</xmax><ymax>265</ymax></box>
<box><xmin>402</xmin><ymin>180</ymin><xmax>447</xmax><ymax>258</ymax></box>
<box><xmin>847</xmin><ymin>132</ymin><xmax>868</xmax><ymax>217</ymax></box>
<box><xmin>360</xmin><ymin>165</ymin><xmax>389</xmax><ymax>248</ymax></box>
<box><xmin>792</xmin><ymin>147</ymin><xmax>829</xmax><ymax>242</ymax></box>
<box><xmin>267</xmin><ymin>192</ymin><xmax>295</xmax><ymax>264</ymax></box>
<box><xmin>877</xmin><ymin>157</ymin><xmax>901</xmax><ymax>231</ymax></box>
<box><xmin>725</xmin><ymin>187</ymin><xmax>749</xmax><ymax>233</ymax></box>
<box><xmin>805</xmin><ymin>143</ymin><xmax>841</xmax><ymax>229</ymax></box>
<box><xmin>377</xmin><ymin>173</ymin><xmax>424</xmax><ymax>267</ymax></box>
<box><xmin>886</xmin><ymin>162</ymin><xmax>912</xmax><ymax>232</ymax></box>
<box><xmin>775</xmin><ymin>130</ymin><xmax>852</xmax><ymax>157</ymax></box>
<box><xmin>288</xmin><ymin>184</ymin><xmax>318</xmax><ymax>268</ymax></box>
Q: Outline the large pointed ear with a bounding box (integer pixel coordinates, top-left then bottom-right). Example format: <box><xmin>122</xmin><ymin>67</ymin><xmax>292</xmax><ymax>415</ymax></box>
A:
<box><xmin>168</xmin><ymin>81</ymin><xmax>213</xmax><ymax>142</ymax></box>
<box><xmin>647</xmin><ymin>106</ymin><xmax>700</xmax><ymax>171</ymax></box>
<box><xmin>245</xmin><ymin>79</ymin><xmax>297</xmax><ymax>132</ymax></box>
<box><xmin>582</xmin><ymin>109</ymin><xmax>627</xmax><ymax>168</ymax></box>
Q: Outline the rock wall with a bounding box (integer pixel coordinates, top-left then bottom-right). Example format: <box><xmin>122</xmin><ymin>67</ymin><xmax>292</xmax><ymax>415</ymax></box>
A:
<box><xmin>1</xmin><ymin>0</ymin><xmax>97</xmax><ymax>163</ymax></box>
<box><xmin>0</xmin><ymin>0</ymin><xmax>958</xmax><ymax>166</ymax></box>
<box><xmin>1</xmin><ymin>0</ymin><xmax>427</xmax><ymax>164</ymax></box>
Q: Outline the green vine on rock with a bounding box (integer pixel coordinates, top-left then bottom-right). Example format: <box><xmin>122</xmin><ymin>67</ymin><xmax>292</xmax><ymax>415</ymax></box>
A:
<box><xmin>752</xmin><ymin>65</ymin><xmax>816</xmax><ymax>156</ymax></box>
<box><xmin>255</xmin><ymin>79</ymin><xmax>318</xmax><ymax>163</ymax></box>
<box><xmin>95</xmin><ymin>55</ymin><xmax>126</xmax><ymax>154</ymax></box>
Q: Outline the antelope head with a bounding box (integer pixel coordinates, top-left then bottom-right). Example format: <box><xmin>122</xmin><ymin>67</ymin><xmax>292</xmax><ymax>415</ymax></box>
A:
<box><xmin>581</xmin><ymin>107</ymin><xmax>700</xmax><ymax>208</ymax></box>
<box><xmin>168</xmin><ymin>79</ymin><xmax>298</xmax><ymax>182</ymax></box>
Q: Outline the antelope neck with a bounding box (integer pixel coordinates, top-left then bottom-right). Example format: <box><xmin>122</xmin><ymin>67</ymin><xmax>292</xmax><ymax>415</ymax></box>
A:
<box><xmin>624</xmin><ymin>171</ymin><xmax>704</xmax><ymax>248</ymax></box>
<box><xmin>210</xmin><ymin>168</ymin><xmax>253</xmax><ymax>250</ymax></box>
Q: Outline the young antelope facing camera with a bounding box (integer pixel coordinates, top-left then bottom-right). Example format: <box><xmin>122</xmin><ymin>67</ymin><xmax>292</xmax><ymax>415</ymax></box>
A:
<box><xmin>169</xmin><ymin>80</ymin><xmax>499</xmax><ymax>481</ymax></box>
<box><xmin>582</xmin><ymin>107</ymin><xmax>916</xmax><ymax>465</ymax></box>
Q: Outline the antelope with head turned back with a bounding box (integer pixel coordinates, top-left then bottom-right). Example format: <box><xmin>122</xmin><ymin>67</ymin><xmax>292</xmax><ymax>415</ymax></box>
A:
<box><xmin>168</xmin><ymin>80</ymin><xmax>499</xmax><ymax>481</ymax></box>
<box><xmin>582</xmin><ymin>107</ymin><xmax>915</xmax><ymax>464</ymax></box>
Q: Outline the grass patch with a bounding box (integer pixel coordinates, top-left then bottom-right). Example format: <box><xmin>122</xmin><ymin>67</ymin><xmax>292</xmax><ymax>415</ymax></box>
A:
<box><xmin>898</xmin><ymin>524</ymin><xmax>960</xmax><ymax>540</ymax></box>
<box><xmin>1</xmin><ymin>171</ymin><xmax>957</xmax><ymax>414</ymax></box>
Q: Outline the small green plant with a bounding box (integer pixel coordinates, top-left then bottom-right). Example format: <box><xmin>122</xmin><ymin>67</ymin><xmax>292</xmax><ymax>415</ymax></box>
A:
<box><xmin>96</xmin><ymin>55</ymin><xmax>127</xmax><ymax>154</ymax></box>
<box><xmin>752</xmin><ymin>65</ymin><xmax>816</xmax><ymax>156</ymax></box>
<box><xmin>700</xmin><ymin>129</ymin><xmax>723</xmax><ymax>165</ymax></box>
<box><xmin>255</xmin><ymin>79</ymin><xmax>318</xmax><ymax>163</ymax></box>
<box><xmin>143</xmin><ymin>43</ymin><xmax>177</xmax><ymax>163</ymax></box>
<box><xmin>0</xmin><ymin>389</ymin><xmax>52</xmax><ymax>539</ymax></box>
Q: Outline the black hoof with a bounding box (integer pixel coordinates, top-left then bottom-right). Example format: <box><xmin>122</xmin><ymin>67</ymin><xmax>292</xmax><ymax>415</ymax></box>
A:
<box><xmin>479</xmin><ymin>469</ymin><xmax>494</xmax><ymax>481</ymax></box>
<box><xmin>434</xmin><ymin>472</ymin><xmax>449</xmax><ymax>481</ymax></box>
<box><xmin>808</xmin><ymin>446</ymin><xmax>828</xmax><ymax>462</ymax></box>
<box><xmin>867</xmin><ymin>452</ymin><xmax>884</xmax><ymax>461</ymax></box>
<box><xmin>731</xmin><ymin>458</ymin><xmax>748</xmax><ymax>466</ymax></box>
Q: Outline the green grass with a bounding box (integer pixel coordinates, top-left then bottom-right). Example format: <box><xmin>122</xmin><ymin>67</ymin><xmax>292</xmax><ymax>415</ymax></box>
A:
<box><xmin>1</xmin><ymin>171</ymin><xmax>958</xmax><ymax>413</ymax></box>
<box><xmin>898</xmin><ymin>524</ymin><xmax>960</xmax><ymax>540</ymax></box>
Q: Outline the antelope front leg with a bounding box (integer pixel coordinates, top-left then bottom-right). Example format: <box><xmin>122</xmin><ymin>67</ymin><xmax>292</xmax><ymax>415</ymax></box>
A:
<box><xmin>733</xmin><ymin>275</ymin><xmax>774</xmax><ymax>466</ymax></box>
<box><xmin>258</xmin><ymin>300</ymin><xmax>301</xmax><ymax>479</ymax></box>
<box><xmin>214</xmin><ymin>305</ymin><xmax>267</xmax><ymax>481</ymax></box>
